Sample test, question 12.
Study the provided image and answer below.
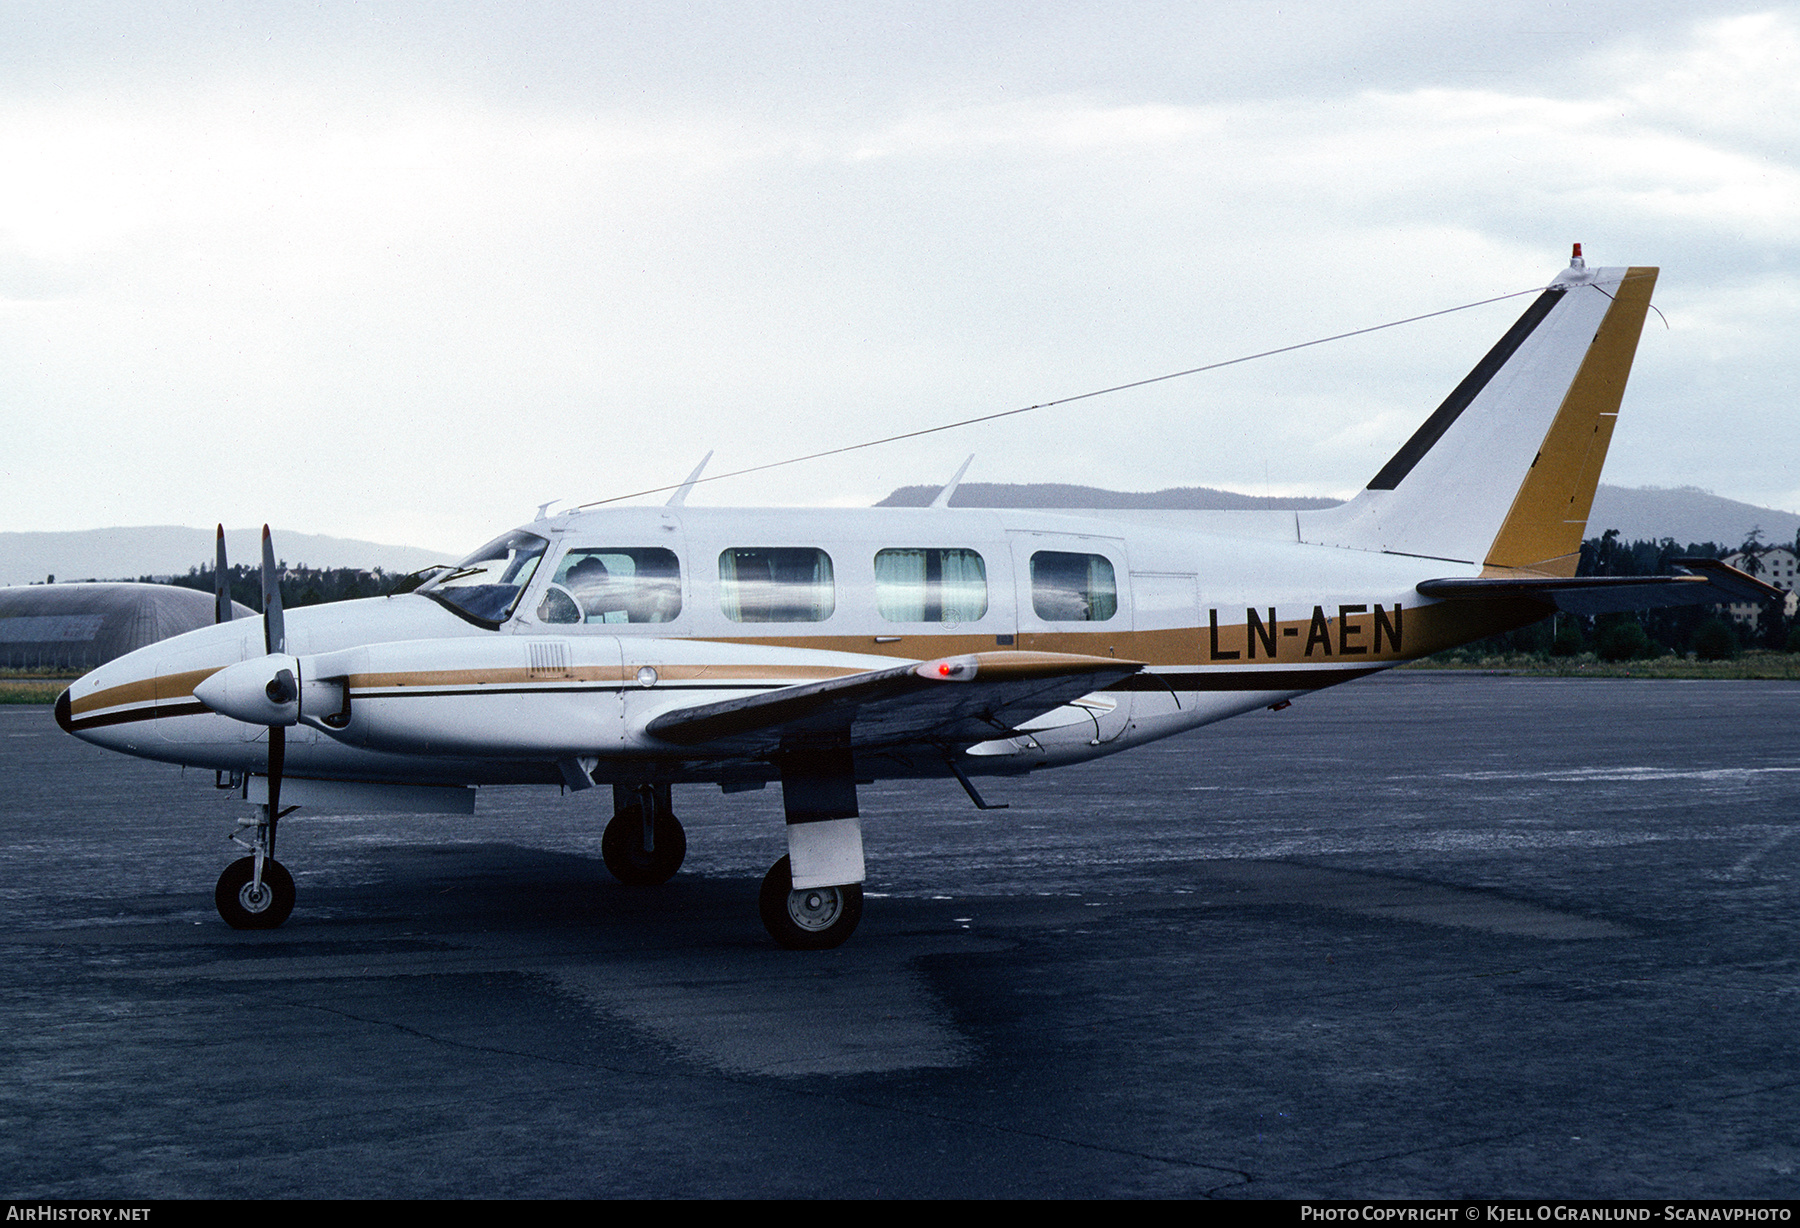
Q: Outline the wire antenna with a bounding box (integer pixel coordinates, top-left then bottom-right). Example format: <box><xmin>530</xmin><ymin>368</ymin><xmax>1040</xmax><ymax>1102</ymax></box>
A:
<box><xmin>576</xmin><ymin>283</ymin><xmax>1554</xmax><ymax>510</ymax></box>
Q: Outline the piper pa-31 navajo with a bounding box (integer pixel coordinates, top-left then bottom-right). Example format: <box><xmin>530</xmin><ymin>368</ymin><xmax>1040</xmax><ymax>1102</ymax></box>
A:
<box><xmin>56</xmin><ymin>249</ymin><xmax>1779</xmax><ymax>948</ymax></box>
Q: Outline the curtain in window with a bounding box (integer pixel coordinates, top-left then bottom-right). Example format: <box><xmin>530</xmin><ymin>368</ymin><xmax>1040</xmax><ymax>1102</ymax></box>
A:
<box><xmin>719</xmin><ymin>549</ymin><xmax>834</xmax><ymax>622</ymax></box>
<box><xmin>1086</xmin><ymin>555</ymin><xmax>1117</xmax><ymax>622</ymax></box>
<box><xmin>875</xmin><ymin>549</ymin><xmax>928</xmax><ymax>620</ymax></box>
<box><xmin>875</xmin><ymin>549</ymin><xmax>988</xmax><ymax>623</ymax></box>
<box><xmin>940</xmin><ymin>549</ymin><xmax>988</xmax><ymax>622</ymax></box>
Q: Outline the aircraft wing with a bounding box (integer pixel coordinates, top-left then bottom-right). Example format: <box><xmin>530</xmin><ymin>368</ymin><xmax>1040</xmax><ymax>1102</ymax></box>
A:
<box><xmin>1416</xmin><ymin>558</ymin><xmax>1784</xmax><ymax>616</ymax></box>
<box><xmin>644</xmin><ymin>650</ymin><xmax>1143</xmax><ymax>753</ymax></box>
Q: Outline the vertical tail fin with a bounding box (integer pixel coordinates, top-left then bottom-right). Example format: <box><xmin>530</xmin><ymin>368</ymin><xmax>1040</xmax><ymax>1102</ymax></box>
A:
<box><xmin>1302</xmin><ymin>257</ymin><xmax>1659</xmax><ymax>574</ymax></box>
<box><xmin>1481</xmin><ymin>266</ymin><xmax>1658</xmax><ymax>575</ymax></box>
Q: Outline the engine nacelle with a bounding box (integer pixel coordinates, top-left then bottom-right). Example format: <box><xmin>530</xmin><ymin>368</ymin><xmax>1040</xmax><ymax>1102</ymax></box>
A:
<box><xmin>192</xmin><ymin>654</ymin><xmax>350</xmax><ymax>731</ymax></box>
<box><xmin>298</xmin><ymin>636</ymin><xmax>628</xmax><ymax>757</ymax></box>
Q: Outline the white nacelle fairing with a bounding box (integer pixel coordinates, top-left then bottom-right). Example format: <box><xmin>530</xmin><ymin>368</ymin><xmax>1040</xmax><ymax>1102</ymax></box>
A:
<box><xmin>192</xmin><ymin>653</ymin><xmax>305</xmax><ymax>727</ymax></box>
<box><xmin>291</xmin><ymin>635</ymin><xmax>913</xmax><ymax>760</ymax></box>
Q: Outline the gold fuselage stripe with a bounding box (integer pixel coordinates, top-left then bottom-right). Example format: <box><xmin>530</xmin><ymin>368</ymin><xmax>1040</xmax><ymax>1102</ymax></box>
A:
<box><xmin>69</xmin><ymin>598</ymin><xmax>1549</xmax><ymax>718</ymax></box>
<box><xmin>69</xmin><ymin>667</ymin><xmax>221</xmax><ymax>717</ymax></box>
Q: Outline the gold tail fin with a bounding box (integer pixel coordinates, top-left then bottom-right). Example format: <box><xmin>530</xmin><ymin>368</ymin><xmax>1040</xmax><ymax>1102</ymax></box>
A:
<box><xmin>1482</xmin><ymin>266</ymin><xmax>1659</xmax><ymax>577</ymax></box>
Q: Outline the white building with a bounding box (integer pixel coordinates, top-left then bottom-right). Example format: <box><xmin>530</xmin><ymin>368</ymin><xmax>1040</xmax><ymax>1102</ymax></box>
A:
<box><xmin>1720</xmin><ymin>545</ymin><xmax>1799</xmax><ymax>625</ymax></box>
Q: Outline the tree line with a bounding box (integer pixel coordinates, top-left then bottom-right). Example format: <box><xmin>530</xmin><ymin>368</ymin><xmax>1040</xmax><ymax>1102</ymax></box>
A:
<box><xmin>155</xmin><ymin>562</ymin><xmax>432</xmax><ymax>611</ymax></box>
<box><xmin>1442</xmin><ymin>530</ymin><xmax>1800</xmax><ymax>663</ymax></box>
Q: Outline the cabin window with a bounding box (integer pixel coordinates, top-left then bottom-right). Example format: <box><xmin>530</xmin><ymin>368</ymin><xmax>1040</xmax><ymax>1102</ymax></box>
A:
<box><xmin>874</xmin><ymin>549</ymin><xmax>988</xmax><ymax>623</ymax></box>
<box><xmin>420</xmin><ymin>529</ymin><xmax>548</xmax><ymax>627</ymax></box>
<box><xmin>718</xmin><ymin>548</ymin><xmax>835</xmax><ymax>623</ymax></box>
<box><xmin>1030</xmin><ymin>551</ymin><xmax>1117</xmax><ymax>622</ymax></box>
<box><xmin>537</xmin><ymin>548</ymin><xmax>682</xmax><ymax>625</ymax></box>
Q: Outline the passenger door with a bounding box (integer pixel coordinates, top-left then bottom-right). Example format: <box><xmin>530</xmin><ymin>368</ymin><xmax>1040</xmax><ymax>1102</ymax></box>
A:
<box><xmin>1007</xmin><ymin>532</ymin><xmax>1133</xmax><ymax>742</ymax></box>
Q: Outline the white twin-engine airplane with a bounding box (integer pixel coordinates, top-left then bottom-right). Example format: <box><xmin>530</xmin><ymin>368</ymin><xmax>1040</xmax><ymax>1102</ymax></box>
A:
<box><xmin>56</xmin><ymin>250</ymin><xmax>1778</xmax><ymax>948</ymax></box>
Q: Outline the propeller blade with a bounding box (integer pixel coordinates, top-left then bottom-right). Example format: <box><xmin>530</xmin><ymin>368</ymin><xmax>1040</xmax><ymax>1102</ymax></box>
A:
<box><xmin>261</xmin><ymin>526</ymin><xmax>288</xmax><ymax>841</ymax></box>
<box><xmin>268</xmin><ymin>724</ymin><xmax>284</xmax><ymax>819</ymax></box>
<box><xmin>260</xmin><ymin>525</ymin><xmax>285</xmax><ymax>656</ymax></box>
<box><xmin>214</xmin><ymin>525</ymin><xmax>232</xmax><ymax>624</ymax></box>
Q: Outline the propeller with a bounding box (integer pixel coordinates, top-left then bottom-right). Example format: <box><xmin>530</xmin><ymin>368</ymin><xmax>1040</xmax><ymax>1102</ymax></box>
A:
<box><xmin>260</xmin><ymin>525</ymin><xmax>288</xmax><ymax>824</ymax></box>
<box><xmin>214</xmin><ymin>525</ymin><xmax>233</xmax><ymax>624</ymax></box>
<box><xmin>186</xmin><ymin>523</ymin><xmax>305</xmax><ymax>913</ymax></box>
<box><xmin>261</xmin><ymin>525</ymin><xmax>286</xmax><ymax>657</ymax></box>
<box><xmin>190</xmin><ymin>524</ymin><xmax>296</xmax><ymax>907</ymax></box>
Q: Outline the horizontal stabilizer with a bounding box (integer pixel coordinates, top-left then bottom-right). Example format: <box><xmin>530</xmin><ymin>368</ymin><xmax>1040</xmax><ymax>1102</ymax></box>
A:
<box><xmin>1416</xmin><ymin>559</ymin><xmax>1782</xmax><ymax>616</ymax></box>
<box><xmin>645</xmin><ymin>651</ymin><xmax>1142</xmax><ymax>752</ymax></box>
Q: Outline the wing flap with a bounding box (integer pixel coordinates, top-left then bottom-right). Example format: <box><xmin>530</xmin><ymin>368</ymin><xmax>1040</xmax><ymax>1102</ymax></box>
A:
<box><xmin>1417</xmin><ymin>559</ymin><xmax>1782</xmax><ymax>616</ymax></box>
<box><xmin>644</xmin><ymin>650</ymin><xmax>1143</xmax><ymax>752</ymax></box>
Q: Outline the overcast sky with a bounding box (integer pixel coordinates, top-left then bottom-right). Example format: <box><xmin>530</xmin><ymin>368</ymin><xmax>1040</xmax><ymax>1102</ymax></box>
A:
<box><xmin>2</xmin><ymin>1</ymin><xmax>1795</xmax><ymax>553</ymax></box>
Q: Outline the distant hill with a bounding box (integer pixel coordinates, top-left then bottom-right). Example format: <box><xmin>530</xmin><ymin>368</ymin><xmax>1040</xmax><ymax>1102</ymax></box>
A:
<box><xmin>7</xmin><ymin>484</ymin><xmax>1794</xmax><ymax>587</ymax></box>
<box><xmin>1584</xmin><ymin>486</ymin><xmax>1799</xmax><ymax>549</ymax></box>
<box><xmin>877</xmin><ymin>482</ymin><xmax>1341</xmax><ymax>512</ymax></box>
<box><xmin>878</xmin><ymin>482</ymin><xmax>1800</xmax><ymax>548</ymax></box>
<box><xmin>0</xmin><ymin>527</ymin><xmax>457</xmax><ymax>588</ymax></box>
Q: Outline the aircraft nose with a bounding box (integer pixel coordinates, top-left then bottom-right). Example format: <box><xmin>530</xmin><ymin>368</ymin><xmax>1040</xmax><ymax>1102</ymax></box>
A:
<box><xmin>55</xmin><ymin>650</ymin><xmax>166</xmax><ymax>749</ymax></box>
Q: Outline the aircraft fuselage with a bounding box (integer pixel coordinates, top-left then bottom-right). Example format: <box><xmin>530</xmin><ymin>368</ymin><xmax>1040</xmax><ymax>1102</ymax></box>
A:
<box><xmin>59</xmin><ymin>504</ymin><xmax>1532</xmax><ymax>790</ymax></box>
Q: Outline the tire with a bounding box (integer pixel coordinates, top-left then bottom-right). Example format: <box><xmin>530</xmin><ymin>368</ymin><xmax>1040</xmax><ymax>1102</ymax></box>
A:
<box><xmin>601</xmin><ymin>808</ymin><xmax>687</xmax><ymax>885</ymax></box>
<box><xmin>758</xmin><ymin>855</ymin><xmax>863</xmax><ymax>950</ymax></box>
<box><xmin>215</xmin><ymin>856</ymin><xmax>295</xmax><ymax>930</ymax></box>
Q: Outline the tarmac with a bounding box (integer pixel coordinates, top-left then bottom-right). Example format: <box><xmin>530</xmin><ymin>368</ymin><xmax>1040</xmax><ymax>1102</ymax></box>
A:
<box><xmin>2</xmin><ymin>671</ymin><xmax>1797</xmax><ymax>1198</ymax></box>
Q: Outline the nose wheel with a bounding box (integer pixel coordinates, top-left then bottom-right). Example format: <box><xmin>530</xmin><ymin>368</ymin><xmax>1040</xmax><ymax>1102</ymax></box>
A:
<box><xmin>759</xmin><ymin>855</ymin><xmax>862</xmax><ymax>950</ymax></box>
<box><xmin>215</xmin><ymin>856</ymin><xmax>295</xmax><ymax>929</ymax></box>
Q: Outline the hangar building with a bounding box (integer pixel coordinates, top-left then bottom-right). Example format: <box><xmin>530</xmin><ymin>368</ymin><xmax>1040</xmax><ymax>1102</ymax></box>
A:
<box><xmin>0</xmin><ymin>583</ymin><xmax>254</xmax><ymax>671</ymax></box>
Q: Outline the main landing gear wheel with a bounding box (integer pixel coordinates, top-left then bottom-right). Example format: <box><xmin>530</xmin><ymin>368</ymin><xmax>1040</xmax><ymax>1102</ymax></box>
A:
<box><xmin>601</xmin><ymin>808</ymin><xmax>687</xmax><ymax>885</ymax></box>
<box><xmin>759</xmin><ymin>855</ymin><xmax>863</xmax><ymax>950</ymax></box>
<box><xmin>215</xmin><ymin>856</ymin><xmax>295</xmax><ymax>930</ymax></box>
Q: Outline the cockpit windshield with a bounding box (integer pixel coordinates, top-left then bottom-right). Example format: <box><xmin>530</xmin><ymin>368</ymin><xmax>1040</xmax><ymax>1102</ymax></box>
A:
<box><xmin>418</xmin><ymin>529</ymin><xmax>548</xmax><ymax>627</ymax></box>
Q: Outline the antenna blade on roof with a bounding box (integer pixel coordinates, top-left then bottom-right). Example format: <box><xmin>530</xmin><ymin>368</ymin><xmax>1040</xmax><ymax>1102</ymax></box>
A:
<box><xmin>666</xmin><ymin>451</ymin><xmax>714</xmax><ymax>507</ymax></box>
<box><xmin>931</xmin><ymin>455</ymin><xmax>975</xmax><ymax>508</ymax></box>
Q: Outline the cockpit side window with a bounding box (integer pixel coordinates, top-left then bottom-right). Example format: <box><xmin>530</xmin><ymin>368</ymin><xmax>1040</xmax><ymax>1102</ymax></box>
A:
<box><xmin>537</xmin><ymin>548</ymin><xmax>683</xmax><ymax>625</ymax></box>
<box><xmin>419</xmin><ymin>529</ymin><xmax>549</xmax><ymax>627</ymax></box>
<box><xmin>1029</xmin><ymin>551</ymin><xmax>1117</xmax><ymax>622</ymax></box>
<box><xmin>874</xmin><ymin>548</ymin><xmax>988</xmax><ymax>622</ymax></box>
<box><xmin>719</xmin><ymin>548</ymin><xmax>835</xmax><ymax>622</ymax></box>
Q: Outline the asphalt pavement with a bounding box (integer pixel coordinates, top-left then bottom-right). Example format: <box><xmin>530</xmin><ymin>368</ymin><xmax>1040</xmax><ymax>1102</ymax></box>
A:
<box><xmin>2</xmin><ymin>672</ymin><xmax>1796</xmax><ymax>1198</ymax></box>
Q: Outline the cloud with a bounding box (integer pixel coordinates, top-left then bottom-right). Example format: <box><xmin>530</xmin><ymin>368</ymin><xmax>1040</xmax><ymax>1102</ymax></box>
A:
<box><xmin>1</xmin><ymin>5</ymin><xmax>1795</xmax><ymax>548</ymax></box>
<box><xmin>1609</xmin><ymin>11</ymin><xmax>1800</xmax><ymax>150</ymax></box>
